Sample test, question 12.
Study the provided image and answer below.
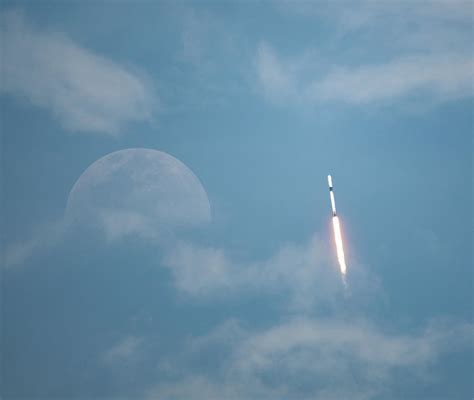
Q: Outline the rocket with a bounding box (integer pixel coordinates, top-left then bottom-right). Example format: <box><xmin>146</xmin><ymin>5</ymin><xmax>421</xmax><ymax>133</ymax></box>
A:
<box><xmin>328</xmin><ymin>175</ymin><xmax>337</xmax><ymax>217</ymax></box>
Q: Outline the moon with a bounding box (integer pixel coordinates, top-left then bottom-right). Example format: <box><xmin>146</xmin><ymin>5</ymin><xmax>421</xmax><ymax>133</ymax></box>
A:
<box><xmin>66</xmin><ymin>148</ymin><xmax>211</xmax><ymax>240</ymax></box>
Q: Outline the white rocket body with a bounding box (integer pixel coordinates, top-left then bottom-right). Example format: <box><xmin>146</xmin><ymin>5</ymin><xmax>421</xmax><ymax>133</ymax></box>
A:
<box><xmin>327</xmin><ymin>175</ymin><xmax>337</xmax><ymax>216</ymax></box>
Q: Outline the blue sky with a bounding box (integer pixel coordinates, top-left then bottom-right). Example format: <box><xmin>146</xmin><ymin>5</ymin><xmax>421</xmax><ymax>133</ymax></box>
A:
<box><xmin>1</xmin><ymin>1</ymin><xmax>473</xmax><ymax>399</ymax></box>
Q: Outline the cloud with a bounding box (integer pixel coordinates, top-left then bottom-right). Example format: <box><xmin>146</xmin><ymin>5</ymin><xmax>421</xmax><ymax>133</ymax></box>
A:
<box><xmin>162</xmin><ymin>233</ymin><xmax>378</xmax><ymax>311</ymax></box>
<box><xmin>2</xmin><ymin>209</ymin><xmax>156</xmax><ymax>270</ymax></box>
<box><xmin>102</xmin><ymin>335</ymin><xmax>144</xmax><ymax>366</ymax></box>
<box><xmin>3</xmin><ymin>218</ymin><xmax>67</xmax><ymax>269</ymax></box>
<box><xmin>277</xmin><ymin>0</ymin><xmax>472</xmax><ymax>40</ymax></box>
<box><xmin>256</xmin><ymin>42</ymin><xmax>473</xmax><ymax>105</ymax></box>
<box><xmin>256</xmin><ymin>42</ymin><xmax>295</xmax><ymax>103</ymax></box>
<box><xmin>97</xmin><ymin>209</ymin><xmax>158</xmax><ymax>242</ymax></box>
<box><xmin>311</xmin><ymin>54</ymin><xmax>474</xmax><ymax>104</ymax></box>
<box><xmin>258</xmin><ymin>1</ymin><xmax>473</xmax><ymax>107</ymax></box>
<box><xmin>231</xmin><ymin>318</ymin><xmax>473</xmax><ymax>399</ymax></box>
<box><xmin>145</xmin><ymin>317</ymin><xmax>474</xmax><ymax>400</ymax></box>
<box><xmin>0</xmin><ymin>11</ymin><xmax>157</xmax><ymax>135</ymax></box>
<box><xmin>235</xmin><ymin>319</ymin><xmax>444</xmax><ymax>374</ymax></box>
<box><xmin>163</xmin><ymin>234</ymin><xmax>337</xmax><ymax>307</ymax></box>
<box><xmin>3</xmin><ymin>148</ymin><xmax>212</xmax><ymax>269</ymax></box>
<box><xmin>153</xmin><ymin>6</ymin><xmax>252</xmax><ymax>113</ymax></box>
<box><xmin>179</xmin><ymin>10</ymin><xmax>214</xmax><ymax>67</ymax></box>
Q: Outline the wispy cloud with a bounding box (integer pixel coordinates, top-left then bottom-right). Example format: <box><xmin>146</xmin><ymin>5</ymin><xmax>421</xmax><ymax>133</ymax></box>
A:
<box><xmin>3</xmin><ymin>218</ymin><xmax>67</xmax><ymax>269</ymax></box>
<box><xmin>256</xmin><ymin>42</ymin><xmax>295</xmax><ymax>103</ymax></box>
<box><xmin>277</xmin><ymin>0</ymin><xmax>472</xmax><ymax>44</ymax></box>
<box><xmin>155</xmin><ymin>6</ymin><xmax>252</xmax><ymax>113</ymax></box>
<box><xmin>102</xmin><ymin>335</ymin><xmax>144</xmax><ymax>366</ymax></box>
<box><xmin>97</xmin><ymin>209</ymin><xmax>158</xmax><ymax>242</ymax></box>
<box><xmin>258</xmin><ymin>1</ymin><xmax>473</xmax><ymax>106</ymax></box>
<box><xmin>3</xmin><ymin>148</ymin><xmax>212</xmax><ymax>269</ymax></box>
<box><xmin>145</xmin><ymin>317</ymin><xmax>474</xmax><ymax>400</ymax></box>
<box><xmin>163</xmin><ymin>233</ymin><xmax>378</xmax><ymax>311</ymax></box>
<box><xmin>312</xmin><ymin>54</ymin><xmax>473</xmax><ymax>104</ymax></box>
<box><xmin>1</xmin><ymin>11</ymin><xmax>157</xmax><ymax>135</ymax></box>
<box><xmin>256</xmin><ymin>43</ymin><xmax>473</xmax><ymax>105</ymax></box>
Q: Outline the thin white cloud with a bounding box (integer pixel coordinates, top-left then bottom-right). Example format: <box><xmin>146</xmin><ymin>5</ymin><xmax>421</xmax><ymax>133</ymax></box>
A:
<box><xmin>2</xmin><ymin>209</ymin><xmax>158</xmax><ymax>269</ymax></box>
<box><xmin>163</xmin><ymin>233</ymin><xmax>378</xmax><ymax>311</ymax></box>
<box><xmin>256</xmin><ymin>43</ymin><xmax>473</xmax><ymax>105</ymax></box>
<box><xmin>145</xmin><ymin>317</ymin><xmax>474</xmax><ymax>400</ymax></box>
<box><xmin>256</xmin><ymin>42</ymin><xmax>294</xmax><ymax>103</ymax></box>
<box><xmin>3</xmin><ymin>218</ymin><xmax>67</xmax><ymax>269</ymax></box>
<box><xmin>97</xmin><ymin>208</ymin><xmax>158</xmax><ymax>242</ymax></box>
<box><xmin>230</xmin><ymin>318</ymin><xmax>473</xmax><ymax>399</ymax></box>
<box><xmin>3</xmin><ymin>148</ymin><xmax>212</xmax><ymax>269</ymax></box>
<box><xmin>2</xmin><ymin>211</ymin><xmax>155</xmax><ymax>270</ymax></box>
<box><xmin>258</xmin><ymin>0</ymin><xmax>473</xmax><ymax>106</ymax></box>
<box><xmin>1</xmin><ymin>11</ymin><xmax>157</xmax><ymax>135</ymax></box>
<box><xmin>277</xmin><ymin>0</ymin><xmax>472</xmax><ymax>39</ymax></box>
<box><xmin>311</xmin><ymin>54</ymin><xmax>474</xmax><ymax>104</ymax></box>
<box><xmin>179</xmin><ymin>10</ymin><xmax>213</xmax><ymax>67</ymax></box>
<box><xmin>102</xmin><ymin>335</ymin><xmax>144</xmax><ymax>366</ymax></box>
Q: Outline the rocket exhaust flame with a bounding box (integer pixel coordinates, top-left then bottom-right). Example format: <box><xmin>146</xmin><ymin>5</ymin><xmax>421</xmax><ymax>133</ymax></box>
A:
<box><xmin>327</xmin><ymin>175</ymin><xmax>347</xmax><ymax>282</ymax></box>
<box><xmin>332</xmin><ymin>216</ymin><xmax>347</xmax><ymax>275</ymax></box>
